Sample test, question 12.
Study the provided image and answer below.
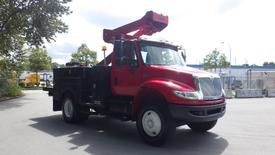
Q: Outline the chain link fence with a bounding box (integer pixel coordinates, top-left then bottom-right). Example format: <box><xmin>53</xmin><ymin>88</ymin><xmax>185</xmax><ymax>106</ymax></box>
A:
<box><xmin>221</xmin><ymin>76</ymin><xmax>275</xmax><ymax>90</ymax></box>
<box><xmin>219</xmin><ymin>70</ymin><xmax>275</xmax><ymax>98</ymax></box>
<box><xmin>218</xmin><ymin>69</ymin><xmax>275</xmax><ymax>90</ymax></box>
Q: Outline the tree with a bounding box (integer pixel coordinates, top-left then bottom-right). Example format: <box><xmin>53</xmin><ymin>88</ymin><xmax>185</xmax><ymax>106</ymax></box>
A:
<box><xmin>71</xmin><ymin>44</ymin><xmax>98</xmax><ymax>65</ymax></box>
<box><xmin>0</xmin><ymin>0</ymin><xmax>72</xmax><ymax>56</ymax></box>
<box><xmin>0</xmin><ymin>38</ymin><xmax>27</xmax><ymax>78</ymax></box>
<box><xmin>28</xmin><ymin>48</ymin><xmax>52</xmax><ymax>72</ymax></box>
<box><xmin>0</xmin><ymin>50</ymin><xmax>28</xmax><ymax>77</ymax></box>
<box><xmin>51</xmin><ymin>62</ymin><xmax>59</xmax><ymax>69</ymax></box>
<box><xmin>218</xmin><ymin>53</ymin><xmax>230</xmax><ymax>71</ymax></box>
<box><xmin>263</xmin><ymin>62</ymin><xmax>275</xmax><ymax>68</ymax></box>
<box><xmin>270</xmin><ymin>62</ymin><xmax>275</xmax><ymax>68</ymax></box>
<box><xmin>0</xmin><ymin>42</ymin><xmax>27</xmax><ymax>95</ymax></box>
<box><xmin>162</xmin><ymin>51</ymin><xmax>174</xmax><ymax>65</ymax></box>
<box><xmin>203</xmin><ymin>49</ymin><xmax>230</xmax><ymax>72</ymax></box>
<box><xmin>51</xmin><ymin>62</ymin><xmax>65</xmax><ymax>69</ymax></box>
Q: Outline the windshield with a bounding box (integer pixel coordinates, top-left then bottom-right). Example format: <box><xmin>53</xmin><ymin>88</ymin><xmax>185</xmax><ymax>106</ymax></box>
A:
<box><xmin>140</xmin><ymin>44</ymin><xmax>185</xmax><ymax>66</ymax></box>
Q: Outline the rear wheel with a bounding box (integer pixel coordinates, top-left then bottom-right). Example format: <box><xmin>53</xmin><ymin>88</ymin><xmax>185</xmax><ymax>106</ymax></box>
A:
<box><xmin>188</xmin><ymin>120</ymin><xmax>217</xmax><ymax>132</ymax></box>
<box><xmin>62</xmin><ymin>96</ymin><xmax>89</xmax><ymax>123</ymax></box>
<box><xmin>137</xmin><ymin>104</ymin><xmax>175</xmax><ymax>146</ymax></box>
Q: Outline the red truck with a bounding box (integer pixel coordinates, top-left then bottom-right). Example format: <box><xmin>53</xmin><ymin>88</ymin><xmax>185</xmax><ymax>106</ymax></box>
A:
<box><xmin>45</xmin><ymin>11</ymin><xmax>226</xmax><ymax>145</ymax></box>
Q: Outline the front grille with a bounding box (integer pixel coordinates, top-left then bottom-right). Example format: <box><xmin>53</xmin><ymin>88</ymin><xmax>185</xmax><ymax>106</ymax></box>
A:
<box><xmin>198</xmin><ymin>77</ymin><xmax>222</xmax><ymax>100</ymax></box>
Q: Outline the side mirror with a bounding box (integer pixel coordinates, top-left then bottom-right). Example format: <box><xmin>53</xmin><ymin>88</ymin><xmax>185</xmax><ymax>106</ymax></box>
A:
<box><xmin>114</xmin><ymin>40</ymin><xmax>124</xmax><ymax>56</ymax></box>
<box><xmin>114</xmin><ymin>40</ymin><xmax>138</xmax><ymax>67</ymax></box>
<box><xmin>178</xmin><ymin>46</ymin><xmax>186</xmax><ymax>62</ymax></box>
<box><xmin>130</xmin><ymin>59</ymin><xmax>138</xmax><ymax>68</ymax></box>
<box><xmin>114</xmin><ymin>40</ymin><xmax>124</xmax><ymax>65</ymax></box>
<box><xmin>120</xmin><ymin>57</ymin><xmax>138</xmax><ymax>68</ymax></box>
<box><xmin>120</xmin><ymin>56</ymin><xmax>131</xmax><ymax>65</ymax></box>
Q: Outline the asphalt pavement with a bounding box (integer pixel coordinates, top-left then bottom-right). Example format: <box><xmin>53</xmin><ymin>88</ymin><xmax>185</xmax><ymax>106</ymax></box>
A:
<box><xmin>0</xmin><ymin>90</ymin><xmax>275</xmax><ymax>155</ymax></box>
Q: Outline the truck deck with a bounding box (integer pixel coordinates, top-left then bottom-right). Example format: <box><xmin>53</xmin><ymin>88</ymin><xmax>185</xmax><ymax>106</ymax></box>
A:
<box><xmin>52</xmin><ymin>66</ymin><xmax>111</xmax><ymax>110</ymax></box>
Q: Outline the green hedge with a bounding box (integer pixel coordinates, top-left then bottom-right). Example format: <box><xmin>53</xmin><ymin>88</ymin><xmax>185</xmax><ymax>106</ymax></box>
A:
<box><xmin>0</xmin><ymin>80</ymin><xmax>22</xmax><ymax>97</ymax></box>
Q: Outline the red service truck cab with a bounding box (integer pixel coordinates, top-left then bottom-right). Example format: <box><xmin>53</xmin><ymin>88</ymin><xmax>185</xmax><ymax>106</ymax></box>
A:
<box><xmin>45</xmin><ymin>11</ymin><xmax>226</xmax><ymax>145</ymax></box>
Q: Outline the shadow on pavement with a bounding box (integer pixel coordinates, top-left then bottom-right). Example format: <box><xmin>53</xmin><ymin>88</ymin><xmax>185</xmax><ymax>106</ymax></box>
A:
<box><xmin>30</xmin><ymin>115</ymin><xmax>228</xmax><ymax>155</ymax></box>
<box><xmin>0</xmin><ymin>94</ymin><xmax>36</xmax><ymax>111</ymax></box>
<box><xmin>0</xmin><ymin>99</ymin><xmax>22</xmax><ymax>111</ymax></box>
<box><xmin>0</xmin><ymin>97</ymin><xmax>23</xmax><ymax>111</ymax></box>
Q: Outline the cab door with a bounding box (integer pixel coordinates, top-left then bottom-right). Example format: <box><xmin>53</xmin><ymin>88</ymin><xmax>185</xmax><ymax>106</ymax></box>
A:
<box><xmin>111</xmin><ymin>40</ymin><xmax>142</xmax><ymax>96</ymax></box>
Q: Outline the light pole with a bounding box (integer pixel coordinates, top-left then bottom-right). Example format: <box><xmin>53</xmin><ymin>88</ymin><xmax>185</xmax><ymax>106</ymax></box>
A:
<box><xmin>101</xmin><ymin>45</ymin><xmax>107</xmax><ymax>65</ymax></box>
<box><xmin>221</xmin><ymin>42</ymin><xmax>232</xmax><ymax>90</ymax></box>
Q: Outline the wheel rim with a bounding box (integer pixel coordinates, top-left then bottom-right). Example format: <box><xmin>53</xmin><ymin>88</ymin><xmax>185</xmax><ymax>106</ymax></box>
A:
<box><xmin>64</xmin><ymin>99</ymin><xmax>74</xmax><ymax>118</ymax></box>
<box><xmin>142</xmin><ymin>110</ymin><xmax>162</xmax><ymax>137</ymax></box>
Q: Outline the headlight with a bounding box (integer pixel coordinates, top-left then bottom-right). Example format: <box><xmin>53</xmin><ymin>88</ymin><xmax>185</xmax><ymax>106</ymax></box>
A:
<box><xmin>172</xmin><ymin>90</ymin><xmax>203</xmax><ymax>100</ymax></box>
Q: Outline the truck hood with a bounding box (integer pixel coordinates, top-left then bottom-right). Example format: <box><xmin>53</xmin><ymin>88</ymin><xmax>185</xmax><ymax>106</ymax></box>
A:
<box><xmin>143</xmin><ymin>65</ymin><xmax>220</xmax><ymax>91</ymax></box>
<box><xmin>149</xmin><ymin>65</ymin><xmax>219</xmax><ymax>78</ymax></box>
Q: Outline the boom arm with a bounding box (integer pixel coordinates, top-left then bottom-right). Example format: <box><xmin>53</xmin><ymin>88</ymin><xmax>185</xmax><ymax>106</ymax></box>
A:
<box><xmin>98</xmin><ymin>11</ymin><xmax>168</xmax><ymax>65</ymax></box>
<box><xmin>103</xmin><ymin>11</ymin><xmax>168</xmax><ymax>43</ymax></box>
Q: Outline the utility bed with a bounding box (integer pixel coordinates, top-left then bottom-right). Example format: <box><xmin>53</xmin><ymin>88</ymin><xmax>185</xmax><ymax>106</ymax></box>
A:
<box><xmin>51</xmin><ymin>66</ymin><xmax>111</xmax><ymax>111</ymax></box>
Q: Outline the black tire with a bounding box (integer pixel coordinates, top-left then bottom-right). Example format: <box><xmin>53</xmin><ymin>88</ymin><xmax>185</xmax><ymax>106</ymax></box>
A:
<box><xmin>62</xmin><ymin>95</ymin><xmax>89</xmax><ymax>123</ymax></box>
<box><xmin>188</xmin><ymin>120</ymin><xmax>217</xmax><ymax>132</ymax></box>
<box><xmin>136</xmin><ymin>103</ymin><xmax>175</xmax><ymax>146</ymax></box>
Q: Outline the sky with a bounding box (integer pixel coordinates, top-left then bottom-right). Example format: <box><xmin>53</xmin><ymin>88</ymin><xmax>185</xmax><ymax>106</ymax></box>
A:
<box><xmin>45</xmin><ymin>0</ymin><xmax>275</xmax><ymax>66</ymax></box>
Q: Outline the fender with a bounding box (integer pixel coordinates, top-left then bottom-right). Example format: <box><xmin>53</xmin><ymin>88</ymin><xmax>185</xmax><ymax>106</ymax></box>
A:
<box><xmin>53</xmin><ymin>87</ymin><xmax>79</xmax><ymax>111</ymax></box>
<box><xmin>132</xmin><ymin>78</ymin><xmax>195</xmax><ymax>115</ymax></box>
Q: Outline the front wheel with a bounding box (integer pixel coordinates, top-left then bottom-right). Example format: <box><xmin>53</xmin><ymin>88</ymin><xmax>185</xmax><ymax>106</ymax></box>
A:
<box><xmin>136</xmin><ymin>104</ymin><xmax>175</xmax><ymax>146</ymax></box>
<box><xmin>188</xmin><ymin>120</ymin><xmax>217</xmax><ymax>132</ymax></box>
